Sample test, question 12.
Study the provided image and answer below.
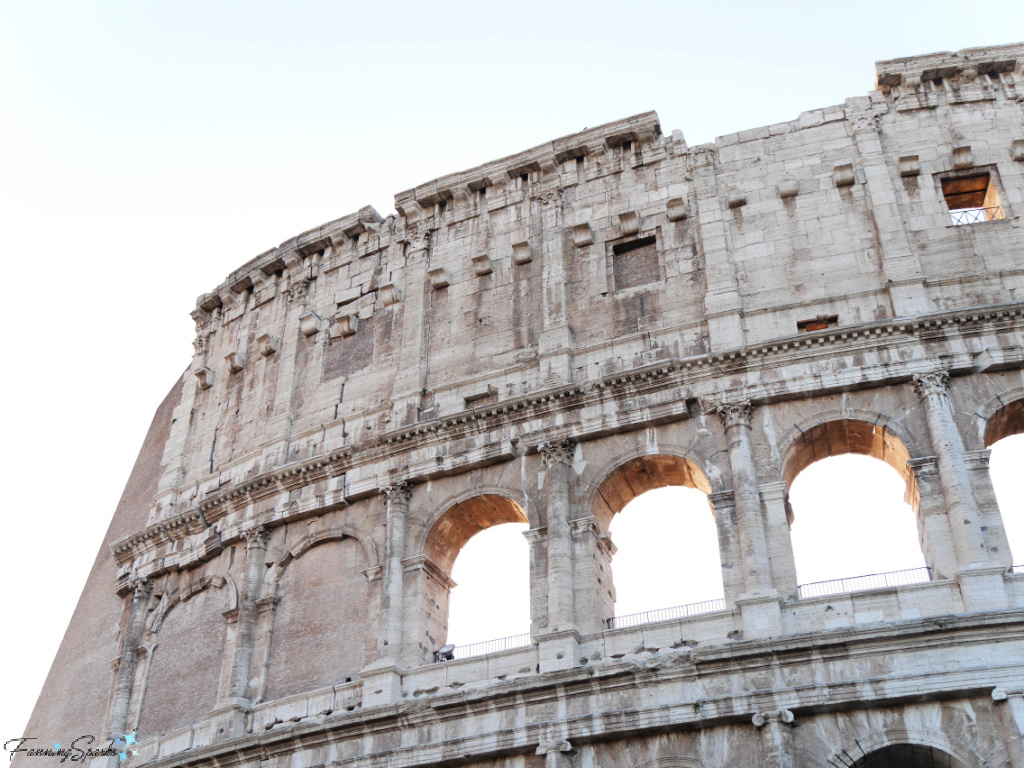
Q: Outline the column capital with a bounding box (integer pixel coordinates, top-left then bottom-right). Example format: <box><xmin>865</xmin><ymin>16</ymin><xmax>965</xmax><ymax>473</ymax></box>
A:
<box><xmin>127</xmin><ymin>574</ymin><xmax>152</xmax><ymax>597</ymax></box>
<box><xmin>240</xmin><ymin>524</ymin><xmax>270</xmax><ymax>550</ymax></box>
<box><xmin>912</xmin><ymin>369</ymin><xmax>950</xmax><ymax>399</ymax></box>
<box><xmin>707</xmin><ymin>489</ymin><xmax>736</xmax><ymax>508</ymax></box>
<box><xmin>381</xmin><ymin>481</ymin><xmax>413</xmax><ymax>506</ymax></box>
<box><xmin>539</xmin><ymin>438</ymin><xmax>576</xmax><ymax>467</ymax></box>
<box><xmin>752</xmin><ymin>709</ymin><xmax>795</xmax><ymax>728</ymax></box>
<box><xmin>714</xmin><ymin>400</ymin><xmax>753</xmax><ymax>430</ymax></box>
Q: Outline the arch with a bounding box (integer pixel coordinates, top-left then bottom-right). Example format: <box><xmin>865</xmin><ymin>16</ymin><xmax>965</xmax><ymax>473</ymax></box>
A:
<box><xmin>422</xmin><ymin>489</ymin><xmax>532</xmax><ymax>573</ymax></box>
<box><xmin>279</xmin><ymin>523</ymin><xmax>380</xmax><ymax>573</ymax></box>
<box><xmin>981</xmin><ymin>391</ymin><xmax>1024</xmax><ymax>447</ymax></box>
<box><xmin>831</xmin><ymin>728</ymin><xmax>986</xmax><ymax>768</ymax></box>
<box><xmin>779</xmin><ymin>412</ymin><xmax>920</xmax><ymax>510</ymax></box>
<box><xmin>632</xmin><ymin>758</ymin><xmax>722</xmax><ymax>768</ymax></box>
<box><xmin>138</xmin><ymin>577</ymin><xmax>229</xmax><ymax>738</ymax></box>
<box><xmin>585</xmin><ymin>446</ymin><xmax>718</xmax><ymax>532</ymax></box>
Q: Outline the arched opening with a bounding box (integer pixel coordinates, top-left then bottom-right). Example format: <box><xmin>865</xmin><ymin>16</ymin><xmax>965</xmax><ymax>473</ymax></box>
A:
<box><xmin>417</xmin><ymin>494</ymin><xmax>530</xmax><ymax>662</ymax></box>
<box><xmin>985</xmin><ymin>398</ymin><xmax>1024</xmax><ymax>565</ymax></box>
<box><xmin>852</xmin><ymin>744</ymin><xmax>970</xmax><ymax>768</ymax></box>
<box><xmin>593</xmin><ymin>454</ymin><xmax>726</xmax><ymax>627</ymax></box>
<box><xmin>784</xmin><ymin>420</ymin><xmax>929</xmax><ymax>594</ymax></box>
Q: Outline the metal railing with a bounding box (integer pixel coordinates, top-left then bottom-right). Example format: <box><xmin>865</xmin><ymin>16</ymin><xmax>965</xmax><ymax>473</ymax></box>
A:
<box><xmin>1011</xmin><ymin>564</ymin><xmax>1024</xmax><ymax>575</ymax></box>
<box><xmin>949</xmin><ymin>205</ymin><xmax>1005</xmax><ymax>225</ymax></box>
<box><xmin>606</xmin><ymin>597</ymin><xmax>727</xmax><ymax>630</ymax></box>
<box><xmin>435</xmin><ymin>632</ymin><xmax>532</xmax><ymax>662</ymax></box>
<box><xmin>797</xmin><ymin>566</ymin><xmax>932</xmax><ymax>599</ymax></box>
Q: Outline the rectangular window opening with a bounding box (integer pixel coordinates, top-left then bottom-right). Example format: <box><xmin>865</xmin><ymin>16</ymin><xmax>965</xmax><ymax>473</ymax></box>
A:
<box><xmin>797</xmin><ymin>315</ymin><xmax>839</xmax><ymax>333</ymax></box>
<box><xmin>941</xmin><ymin>173</ymin><xmax>1005</xmax><ymax>225</ymax></box>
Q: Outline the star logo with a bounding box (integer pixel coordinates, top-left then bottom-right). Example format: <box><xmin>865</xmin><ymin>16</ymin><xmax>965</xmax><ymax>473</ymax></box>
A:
<box><xmin>121</xmin><ymin>732</ymin><xmax>138</xmax><ymax>747</ymax></box>
<box><xmin>118</xmin><ymin>751</ymin><xmax>128</xmax><ymax>763</ymax></box>
<box><xmin>54</xmin><ymin>743</ymin><xmax>61</xmax><ymax>751</ymax></box>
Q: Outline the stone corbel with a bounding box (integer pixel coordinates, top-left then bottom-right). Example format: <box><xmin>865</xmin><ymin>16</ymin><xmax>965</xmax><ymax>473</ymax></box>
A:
<box><xmin>397</xmin><ymin>199</ymin><xmax>429</xmax><ymax>225</ymax></box>
<box><xmin>726</xmin><ymin>191</ymin><xmax>747</xmax><ymax>209</ymax></box>
<box><xmin>224</xmin><ymin>351</ymin><xmax>247</xmax><ymax>373</ymax></box>
<box><xmin>256</xmin><ymin>331</ymin><xmax>279</xmax><ymax>357</ymax></box>
<box><xmin>952</xmin><ymin>145</ymin><xmax>974</xmax><ymax>169</ymax></box>
<box><xmin>666</xmin><ymin>196</ymin><xmax>688</xmax><ymax>219</ymax></box>
<box><xmin>427</xmin><ymin>266</ymin><xmax>450</xmax><ymax>289</ymax></box>
<box><xmin>219</xmin><ymin>287</ymin><xmax>245</xmax><ymax>310</ymax></box>
<box><xmin>833</xmin><ymin>164</ymin><xmax>856</xmax><ymax>187</ymax></box>
<box><xmin>379</xmin><ymin>282</ymin><xmax>401</xmax><ymax>306</ymax></box>
<box><xmin>471</xmin><ymin>254</ymin><xmax>492</xmax><ymax>275</ymax></box>
<box><xmin>512</xmin><ymin>241</ymin><xmax>533</xmax><ymax>265</ymax></box>
<box><xmin>899</xmin><ymin>155</ymin><xmax>921</xmax><ymax>177</ymax></box>
<box><xmin>336</xmin><ymin>313</ymin><xmax>359</xmax><ymax>337</ymax></box>
<box><xmin>572</xmin><ymin>223</ymin><xmax>594</xmax><ymax>247</ymax></box>
<box><xmin>1012</xmin><ymin>140</ymin><xmax>1024</xmax><ymax>162</ymax></box>
<box><xmin>195</xmin><ymin>367</ymin><xmax>216</xmax><ymax>390</ymax></box>
<box><xmin>298</xmin><ymin>311</ymin><xmax>323</xmax><ymax>337</ymax></box>
<box><xmin>618</xmin><ymin>211</ymin><xmax>640</xmax><ymax>235</ymax></box>
<box><xmin>282</xmin><ymin>251</ymin><xmax>303</xmax><ymax>274</ymax></box>
<box><xmin>777</xmin><ymin>179</ymin><xmax>799</xmax><ymax>199</ymax></box>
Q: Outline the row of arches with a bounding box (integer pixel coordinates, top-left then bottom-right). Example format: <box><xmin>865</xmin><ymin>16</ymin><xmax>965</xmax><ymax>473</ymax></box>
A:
<box><xmin>122</xmin><ymin>394</ymin><xmax>1024</xmax><ymax>740</ymax></box>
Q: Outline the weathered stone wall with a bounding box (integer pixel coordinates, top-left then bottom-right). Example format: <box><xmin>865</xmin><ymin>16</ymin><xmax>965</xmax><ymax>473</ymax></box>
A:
<box><xmin>17</xmin><ymin>43</ymin><xmax>1024</xmax><ymax>768</ymax></box>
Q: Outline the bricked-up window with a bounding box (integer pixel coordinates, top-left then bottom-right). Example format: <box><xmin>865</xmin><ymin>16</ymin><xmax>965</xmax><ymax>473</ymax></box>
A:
<box><xmin>797</xmin><ymin>315</ymin><xmax>838</xmax><ymax>333</ymax></box>
<box><xmin>941</xmin><ymin>173</ymin><xmax>1005</xmax><ymax>225</ymax></box>
<box><xmin>613</xmin><ymin>237</ymin><xmax>660</xmax><ymax>290</ymax></box>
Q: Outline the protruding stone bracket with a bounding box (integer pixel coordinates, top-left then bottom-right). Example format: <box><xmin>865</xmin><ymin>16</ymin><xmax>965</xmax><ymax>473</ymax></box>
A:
<box><xmin>225</xmin><ymin>351</ymin><xmax>247</xmax><ymax>374</ymax></box>
<box><xmin>512</xmin><ymin>241</ymin><xmax>533</xmax><ymax>265</ymax></box>
<box><xmin>298</xmin><ymin>311</ymin><xmax>323</xmax><ymax>337</ymax></box>
<box><xmin>666</xmin><ymin>197</ymin><xmax>688</xmax><ymax>220</ymax></box>
<box><xmin>336</xmin><ymin>314</ymin><xmax>359</xmax><ymax>337</ymax></box>
<box><xmin>572</xmin><ymin>223</ymin><xmax>594</xmax><ymax>247</ymax></box>
<box><xmin>899</xmin><ymin>155</ymin><xmax>921</xmax><ymax>177</ymax></box>
<box><xmin>618</xmin><ymin>211</ymin><xmax>640</xmax><ymax>235</ymax></box>
<box><xmin>833</xmin><ymin>164</ymin><xmax>856</xmax><ymax>187</ymax></box>
<box><xmin>777</xmin><ymin>180</ymin><xmax>798</xmax><ymax>199</ymax></box>
<box><xmin>256</xmin><ymin>332</ymin><xmax>280</xmax><ymax>357</ymax></box>
<box><xmin>471</xmin><ymin>254</ymin><xmax>492</xmax><ymax>275</ymax></box>
<box><xmin>952</xmin><ymin>145</ymin><xmax>974</xmax><ymax>170</ymax></box>
<box><xmin>726</xmin><ymin>192</ymin><xmax>747</xmax><ymax>209</ymax></box>
<box><xmin>1012</xmin><ymin>139</ymin><xmax>1024</xmax><ymax>162</ymax></box>
<box><xmin>427</xmin><ymin>267</ymin><xmax>450</xmax><ymax>289</ymax></box>
<box><xmin>196</xmin><ymin>367</ymin><xmax>216</xmax><ymax>391</ymax></box>
<box><xmin>379</xmin><ymin>282</ymin><xmax>402</xmax><ymax>306</ymax></box>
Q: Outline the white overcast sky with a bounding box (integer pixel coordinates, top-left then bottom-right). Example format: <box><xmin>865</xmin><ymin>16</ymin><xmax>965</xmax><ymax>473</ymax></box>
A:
<box><xmin>2</xmin><ymin>0</ymin><xmax>1023</xmax><ymax>741</ymax></box>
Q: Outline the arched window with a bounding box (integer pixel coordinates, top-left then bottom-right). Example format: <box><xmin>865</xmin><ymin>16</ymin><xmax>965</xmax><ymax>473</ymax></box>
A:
<box><xmin>784</xmin><ymin>420</ymin><xmax>929</xmax><ymax>594</ymax></box>
<box><xmin>594</xmin><ymin>455</ymin><xmax>725</xmax><ymax>628</ymax></box>
<box><xmin>447</xmin><ymin>522</ymin><xmax>530</xmax><ymax>649</ymax></box>
<box><xmin>418</xmin><ymin>495</ymin><xmax>531</xmax><ymax>661</ymax></box>
<box><xmin>985</xmin><ymin>398</ymin><xmax>1024</xmax><ymax>565</ymax></box>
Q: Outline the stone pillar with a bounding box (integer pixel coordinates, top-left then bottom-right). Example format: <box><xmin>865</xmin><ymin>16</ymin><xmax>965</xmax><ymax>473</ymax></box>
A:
<box><xmin>759</xmin><ymin>483</ymin><xmax>799</xmax><ymax>600</ymax></box>
<box><xmin>716</xmin><ymin>402</ymin><xmax>782</xmax><ymax>638</ymax></box>
<box><xmin>993</xmin><ymin>688</ymin><xmax>1024</xmax><ymax>767</ymax></box>
<box><xmin>906</xmin><ymin>457</ymin><xmax>960</xmax><ymax>581</ymax></box>
<box><xmin>107</xmin><ymin>576</ymin><xmax>151</xmax><ymax>743</ymax></box>
<box><xmin>537</xmin><ymin>439</ymin><xmax>580</xmax><ymax>671</ymax></box>
<box><xmin>569</xmin><ymin>517</ymin><xmax>615</xmax><ymax>636</ymax></box>
<box><xmin>964</xmin><ymin>448</ymin><xmax>1013</xmax><ymax>567</ymax></box>
<box><xmin>523</xmin><ymin>527</ymin><xmax>549</xmax><ymax>638</ymax></box>
<box><xmin>753</xmin><ymin>710</ymin><xmax>795</xmax><ymax>768</ymax></box>
<box><xmin>230</xmin><ymin>525</ymin><xmax>269</xmax><ymax>699</ymax></box>
<box><xmin>361</xmin><ymin>482</ymin><xmax>412</xmax><ymax>708</ymax></box>
<box><xmin>707</xmin><ymin>491</ymin><xmax>744</xmax><ymax>609</ymax></box>
<box><xmin>379</xmin><ymin>482</ymin><xmax>413</xmax><ymax>661</ymax></box>
<box><xmin>914</xmin><ymin>372</ymin><xmax>1008</xmax><ymax>610</ymax></box>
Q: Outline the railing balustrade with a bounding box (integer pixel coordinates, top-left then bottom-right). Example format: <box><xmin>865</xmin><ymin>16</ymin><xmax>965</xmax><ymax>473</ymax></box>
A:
<box><xmin>797</xmin><ymin>566</ymin><xmax>932</xmax><ymax>599</ymax></box>
<box><xmin>949</xmin><ymin>205</ymin><xmax>1005</xmax><ymax>225</ymax></box>
<box><xmin>434</xmin><ymin>632</ymin><xmax>533</xmax><ymax>662</ymax></box>
<box><xmin>1011</xmin><ymin>564</ymin><xmax>1024</xmax><ymax>575</ymax></box>
<box><xmin>606</xmin><ymin>598</ymin><xmax>727</xmax><ymax>630</ymax></box>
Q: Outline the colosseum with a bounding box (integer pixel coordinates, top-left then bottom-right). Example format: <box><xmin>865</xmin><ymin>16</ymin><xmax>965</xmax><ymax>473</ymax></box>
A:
<box><xmin>15</xmin><ymin>43</ymin><xmax>1024</xmax><ymax>768</ymax></box>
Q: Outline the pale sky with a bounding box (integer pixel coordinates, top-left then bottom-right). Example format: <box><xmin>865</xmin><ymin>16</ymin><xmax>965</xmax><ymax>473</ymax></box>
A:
<box><xmin>2</xmin><ymin>0</ymin><xmax>1023</xmax><ymax>741</ymax></box>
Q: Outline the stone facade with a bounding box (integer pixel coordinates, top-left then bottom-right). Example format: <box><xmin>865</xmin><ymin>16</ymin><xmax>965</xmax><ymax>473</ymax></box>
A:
<box><xmin>16</xmin><ymin>44</ymin><xmax>1024</xmax><ymax>768</ymax></box>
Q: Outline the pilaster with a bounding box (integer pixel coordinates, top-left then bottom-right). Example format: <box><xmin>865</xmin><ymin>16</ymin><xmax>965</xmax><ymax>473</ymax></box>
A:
<box><xmin>759</xmin><ymin>482</ymin><xmax>798</xmax><ymax>600</ymax></box>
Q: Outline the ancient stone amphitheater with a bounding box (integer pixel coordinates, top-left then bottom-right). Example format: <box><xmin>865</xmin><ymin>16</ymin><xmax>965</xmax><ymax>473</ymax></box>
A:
<box><xmin>18</xmin><ymin>44</ymin><xmax>1024</xmax><ymax>768</ymax></box>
